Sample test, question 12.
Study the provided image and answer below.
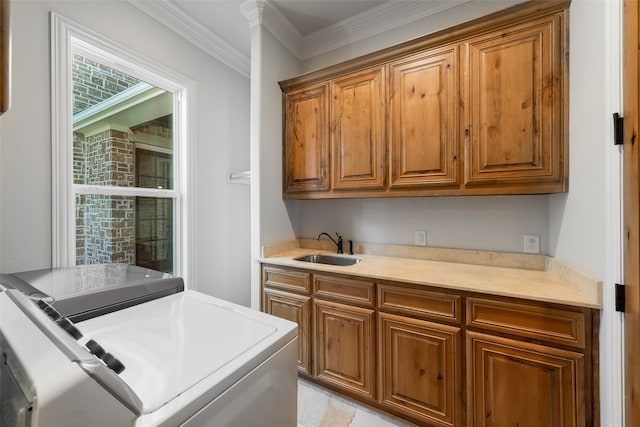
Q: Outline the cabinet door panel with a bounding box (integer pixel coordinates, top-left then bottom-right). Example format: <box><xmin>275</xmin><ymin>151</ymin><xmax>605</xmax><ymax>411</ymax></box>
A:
<box><xmin>263</xmin><ymin>289</ymin><xmax>312</xmax><ymax>375</ymax></box>
<box><xmin>390</xmin><ymin>47</ymin><xmax>458</xmax><ymax>188</ymax></box>
<box><xmin>379</xmin><ymin>312</ymin><xmax>461</xmax><ymax>427</ymax></box>
<box><xmin>463</xmin><ymin>15</ymin><xmax>565</xmax><ymax>187</ymax></box>
<box><xmin>467</xmin><ymin>331</ymin><xmax>584</xmax><ymax>427</ymax></box>
<box><xmin>332</xmin><ymin>67</ymin><xmax>385</xmax><ymax>190</ymax></box>
<box><xmin>314</xmin><ymin>299</ymin><xmax>375</xmax><ymax>399</ymax></box>
<box><xmin>284</xmin><ymin>84</ymin><xmax>329</xmax><ymax>192</ymax></box>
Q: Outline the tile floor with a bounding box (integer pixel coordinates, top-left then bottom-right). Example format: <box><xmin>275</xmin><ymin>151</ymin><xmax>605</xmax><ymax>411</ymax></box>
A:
<box><xmin>297</xmin><ymin>379</ymin><xmax>418</xmax><ymax>427</ymax></box>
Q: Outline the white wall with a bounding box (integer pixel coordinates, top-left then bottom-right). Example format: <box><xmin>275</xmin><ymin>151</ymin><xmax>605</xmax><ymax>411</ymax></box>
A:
<box><xmin>286</xmin><ymin>196</ymin><xmax>548</xmax><ymax>253</ymax></box>
<box><xmin>0</xmin><ymin>0</ymin><xmax>252</xmax><ymax>305</ymax></box>
<box><xmin>548</xmin><ymin>0</ymin><xmax>609</xmax><ymax>280</ymax></box>
<box><xmin>257</xmin><ymin>28</ymin><xmax>299</xmax><ymax>246</ymax></box>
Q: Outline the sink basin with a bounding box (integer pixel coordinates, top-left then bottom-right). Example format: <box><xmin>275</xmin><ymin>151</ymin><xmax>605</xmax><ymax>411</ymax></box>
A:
<box><xmin>294</xmin><ymin>254</ymin><xmax>361</xmax><ymax>266</ymax></box>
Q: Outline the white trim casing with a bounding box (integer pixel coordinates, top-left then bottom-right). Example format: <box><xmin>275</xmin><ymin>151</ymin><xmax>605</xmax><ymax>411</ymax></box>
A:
<box><xmin>602</xmin><ymin>0</ymin><xmax>624</xmax><ymax>426</ymax></box>
<box><xmin>50</xmin><ymin>13</ymin><xmax>196</xmax><ymax>286</ymax></box>
<box><xmin>248</xmin><ymin>23</ymin><xmax>262</xmax><ymax>311</ymax></box>
<box><xmin>51</xmin><ymin>13</ymin><xmax>74</xmax><ymax>270</ymax></box>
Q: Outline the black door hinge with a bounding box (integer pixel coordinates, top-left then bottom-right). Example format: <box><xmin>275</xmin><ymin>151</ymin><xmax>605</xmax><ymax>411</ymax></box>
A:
<box><xmin>614</xmin><ymin>113</ymin><xmax>624</xmax><ymax>145</ymax></box>
<box><xmin>615</xmin><ymin>283</ymin><xmax>625</xmax><ymax>312</ymax></box>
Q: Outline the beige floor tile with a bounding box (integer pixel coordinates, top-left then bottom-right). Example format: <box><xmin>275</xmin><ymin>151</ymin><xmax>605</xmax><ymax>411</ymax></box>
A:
<box><xmin>297</xmin><ymin>379</ymin><xmax>417</xmax><ymax>427</ymax></box>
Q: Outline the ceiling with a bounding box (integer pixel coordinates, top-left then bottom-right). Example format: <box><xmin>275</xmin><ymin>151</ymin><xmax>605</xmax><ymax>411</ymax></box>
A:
<box><xmin>128</xmin><ymin>0</ymin><xmax>470</xmax><ymax>77</ymax></box>
<box><xmin>271</xmin><ymin>0</ymin><xmax>387</xmax><ymax>35</ymax></box>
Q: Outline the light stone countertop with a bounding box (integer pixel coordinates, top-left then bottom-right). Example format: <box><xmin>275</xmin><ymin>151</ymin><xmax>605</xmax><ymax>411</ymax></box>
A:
<box><xmin>259</xmin><ymin>241</ymin><xmax>603</xmax><ymax>309</ymax></box>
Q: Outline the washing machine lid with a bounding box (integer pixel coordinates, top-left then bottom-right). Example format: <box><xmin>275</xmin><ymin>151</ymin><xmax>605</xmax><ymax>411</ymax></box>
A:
<box><xmin>0</xmin><ymin>264</ymin><xmax>184</xmax><ymax>320</ymax></box>
<box><xmin>0</xmin><ymin>264</ymin><xmax>176</xmax><ymax>299</ymax></box>
<box><xmin>77</xmin><ymin>290</ymin><xmax>296</xmax><ymax>414</ymax></box>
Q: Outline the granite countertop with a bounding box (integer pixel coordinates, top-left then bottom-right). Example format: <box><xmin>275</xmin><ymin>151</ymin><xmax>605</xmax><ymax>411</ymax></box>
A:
<box><xmin>259</xmin><ymin>241</ymin><xmax>603</xmax><ymax>309</ymax></box>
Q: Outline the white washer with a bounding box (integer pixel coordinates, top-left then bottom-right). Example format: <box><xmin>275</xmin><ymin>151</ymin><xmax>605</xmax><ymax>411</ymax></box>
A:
<box><xmin>0</xmin><ymin>289</ymin><xmax>298</xmax><ymax>426</ymax></box>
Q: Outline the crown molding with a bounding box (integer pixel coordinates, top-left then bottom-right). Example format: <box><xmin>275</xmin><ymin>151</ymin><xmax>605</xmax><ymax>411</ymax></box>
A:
<box><xmin>300</xmin><ymin>0</ymin><xmax>471</xmax><ymax>60</ymax></box>
<box><xmin>127</xmin><ymin>0</ymin><xmax>250</xmax><ymax>78</ymax></box>
<box><xmin>239</xmin><ymin>0</ymin><xmax>265</xmax><ymax>28</ymax></box>
<box><xmin>242</xmin><ymin>0</ymin><xmax>304</xmax><ymax>58</ymax></box>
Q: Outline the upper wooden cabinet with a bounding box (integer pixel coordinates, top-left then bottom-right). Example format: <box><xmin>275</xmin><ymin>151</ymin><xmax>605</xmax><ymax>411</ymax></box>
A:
<box><xmin>389</xmin><ymin>46</ymin><xmax>459</xmax><ymax>189</ymax></box>
<box><xmin>279</xmin><ymin>1</ymin><xmax>569</xmax><ymax>199</ymax></box>
<box><xmin>284</xmin><ymin>83</ymin><xmax>330</xmax><ymax>193</ymax></box>
<box><xmin>462</xmin><ymin>14</ymin><xmax>567</xmax><ymax>191</ymax></box>
<box><xmin>332</xmin><ymin>66</ymin><xmax>386</xmax><ymax>190</ymax></box>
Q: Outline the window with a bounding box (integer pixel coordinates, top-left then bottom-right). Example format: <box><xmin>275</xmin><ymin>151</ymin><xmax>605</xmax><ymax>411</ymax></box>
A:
<box><xmin>52</xmin><ymin>14</ymin><xmax>194</xmax><ymax>280</ymax></box>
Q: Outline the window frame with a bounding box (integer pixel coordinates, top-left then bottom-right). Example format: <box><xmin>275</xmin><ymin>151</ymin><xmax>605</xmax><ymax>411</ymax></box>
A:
<box><xmin>51</xmin><ymin>13</ymin><xmax>195</xmax><ymax>284</ymax></box>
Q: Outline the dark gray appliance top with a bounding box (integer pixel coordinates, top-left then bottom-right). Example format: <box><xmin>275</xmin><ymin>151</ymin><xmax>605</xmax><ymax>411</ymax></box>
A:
<box><xmin>0</xmin><ymin>264</ymin><xmax>184</xmax><ymax>320</ymax></box>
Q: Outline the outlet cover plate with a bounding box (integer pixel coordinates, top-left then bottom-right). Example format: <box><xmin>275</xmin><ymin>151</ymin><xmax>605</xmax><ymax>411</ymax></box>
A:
<box><xmin>415</xmin><ymin>230</ymin><xmax>427</xmax><ymax>246</ymax></box>
<box><xmin>524</xmin><ymin>234</ymin><xmax>540</xmax><ymax>254</ymax></box>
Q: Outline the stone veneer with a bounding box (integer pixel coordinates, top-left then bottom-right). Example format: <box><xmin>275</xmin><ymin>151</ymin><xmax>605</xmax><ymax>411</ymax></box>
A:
<box><xmin>75</xmin><ymin>129</ymin><xmax>136</xmax><ymax>265</ymax></box>
<box><xmin>73</xmin><ymin>54</ymin><xmax>140</xmax><ymax>114</ymax></box>
<box><xmin>77</xmin><ymin>195</ymin><xmax>135</xmax><ymax>265</ymax></box>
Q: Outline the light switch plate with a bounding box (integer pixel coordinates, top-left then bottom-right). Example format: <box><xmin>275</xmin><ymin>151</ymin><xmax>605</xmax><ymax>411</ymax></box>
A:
<box><xmin>523</xmin><ymin>234</ymin><xmax>540</xmax><ymax>254</ymax></box>
<box><xmin>415</xmin><ymin>230</ymin><xmax>427</xmax><ymax>246</ymax></box>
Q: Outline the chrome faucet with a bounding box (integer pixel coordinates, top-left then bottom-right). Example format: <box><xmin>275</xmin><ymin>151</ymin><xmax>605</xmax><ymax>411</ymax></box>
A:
<box><xmin>317</xmin><ymin>232</ymin><xmax>343</xmax><ymax>254</ymax></box>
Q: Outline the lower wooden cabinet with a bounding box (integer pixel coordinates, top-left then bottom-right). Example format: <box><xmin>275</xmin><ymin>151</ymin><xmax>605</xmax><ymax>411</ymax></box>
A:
<box><xmin>379</xmin><ymin>312</ymin><xmax>461</xmax><ymax>427</ymax></box>
<box><xmin>466</xmin><ymin>331</ymin><xmax>584</xmax><ymax>427</ymax></box>
<box><xmin>261</xmin><ymin>264</ymin><xmax>597</xmax><ymax>427</ymax></box>
<box><xmin>263</xmin><ymin>288</ymin><xmax>312</xmax><ymax>376</ymax></box>
<box><xmin>314</xmin><ymin>299</ymin><xmax>376</xmax><ymax>399</ymax></box>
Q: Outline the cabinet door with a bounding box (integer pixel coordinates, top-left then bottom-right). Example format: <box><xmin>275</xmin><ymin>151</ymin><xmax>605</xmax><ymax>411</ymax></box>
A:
<box><xmin>389</xmin><ymin>46</ymin><xmax>459</xmax><ymax>188</ymax></box>
<box><xmin>263</xmin><ymin>288</ymin><xmax>312</xmax><ymax>375</ymax></box>
<box><xmin>332</xmin><ymin>66</ymin><xmax>385</xmax><ymax>190</ymax></box>
<box><xmin>379</xmin><ymin>312</ymin><xmax>461</xmax><ymax>427</ymax></box>
<box><xmin>284</xmin><ymin>83</ymin><xmax>330</xmax><ymax>193</ymax></box>
<box><xmin>314</xmin><ymin>299</ymin><xmax>375</xmax><ymax>399</ymax></box>
<box><xmin>461</xmin><ymin>14</ymin><xmax>567</xmax><ymax>190</ymax></box>
<box><xmin>467</xmin><ymin>331</ymin><xmax>584</xmax><ymax>427</ymax></box>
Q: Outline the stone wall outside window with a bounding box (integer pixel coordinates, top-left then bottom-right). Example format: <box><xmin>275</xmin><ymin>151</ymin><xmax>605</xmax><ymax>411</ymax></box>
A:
<box><xmin>76</xmin><ymin>129</ymin><xmax>136</xmax><ymax>265</ymax></box>
<box><xmin>73</xmin><ymin>55</ymin><xmax>140</xmax><ymax>114</ymax></box>
<box><xmin>73</xmin><ymin>55</ymin><xmax>170</xmax><ymax>269</ymax></box>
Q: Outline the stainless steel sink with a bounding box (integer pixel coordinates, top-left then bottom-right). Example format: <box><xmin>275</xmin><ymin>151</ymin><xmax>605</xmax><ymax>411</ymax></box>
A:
<box><xmin>294</xmin><ymin>254</ymin><xmax>361</xmax><ymax>266</ymax></box>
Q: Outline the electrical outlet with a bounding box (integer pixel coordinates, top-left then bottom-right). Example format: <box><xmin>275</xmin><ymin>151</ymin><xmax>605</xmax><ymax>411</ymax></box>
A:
<box><xmin>523</xmin><ymin>234</ymin><xmax>540</xmax><ymax>254</ymax></box>
<box><xmin>415</xmin><ymin>230</ymin><xmax>427</xmax><ymax>247</ymax></box>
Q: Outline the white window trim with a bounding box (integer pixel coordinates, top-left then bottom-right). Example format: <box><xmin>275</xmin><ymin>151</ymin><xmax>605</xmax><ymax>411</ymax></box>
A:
<box><xmin>50</xmin><ymin>13</ymin><xmax>196</xmax><ymax>285</ymax></box>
